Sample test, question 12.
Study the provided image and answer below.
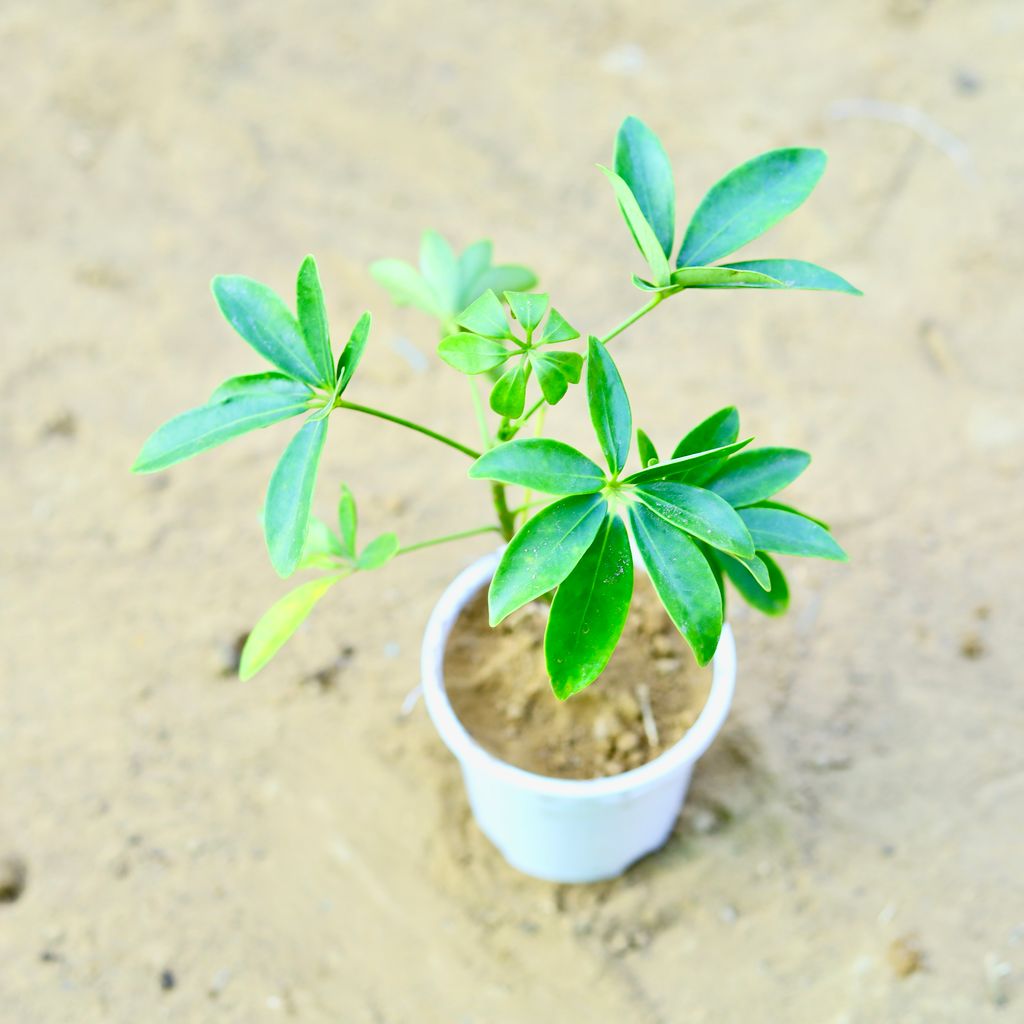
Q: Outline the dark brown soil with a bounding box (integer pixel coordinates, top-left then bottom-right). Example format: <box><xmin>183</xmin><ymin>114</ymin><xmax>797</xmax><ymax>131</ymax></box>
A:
<box><xmin>444</xmin><ymin>576</ymin><xmax>712</xmax><ymax>779</ymax></box>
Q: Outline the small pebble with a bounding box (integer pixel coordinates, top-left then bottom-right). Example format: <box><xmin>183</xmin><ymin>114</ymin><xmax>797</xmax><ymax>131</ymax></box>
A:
<box><xmin>0</xmin><ymin>857</ymin><xmax>27</xmax><ymax>902</ymax></box>
<box><xmin>160</xmin><ymin>969</ymin><xmax>176</xmax><ymax>991</ymax></box>
<box><xmin>887</xmin><ymin>936</ymin><xmax>924</xmax><ymax>978</ymax></box>
<box><xmin>614</xmin><ymin>732</ymin><xmax>640</xmax><ymax>754</ymax></box>
<box><xmin>719</xmin><ymin>904</ymin><xmax>739</xmax><ymax>925</ymax></box>
<box><xmin>984</xmin><ymin>953</ymin><xmax>1011</xmax><ymax>1006</ymax></box>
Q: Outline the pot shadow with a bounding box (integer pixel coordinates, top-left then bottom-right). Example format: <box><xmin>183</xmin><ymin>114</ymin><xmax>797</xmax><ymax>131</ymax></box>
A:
<box><xmin>423</xmin><ymin>718</ymin><xmax>778</xmax><ymax>958</ymax></box>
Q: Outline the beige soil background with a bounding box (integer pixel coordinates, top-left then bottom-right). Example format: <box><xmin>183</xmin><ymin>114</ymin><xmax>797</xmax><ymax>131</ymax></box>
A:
<box><xmin>2</xmin><ymin>1</ymin><xmax>1022</xmax><ymax>1021</ymax></box>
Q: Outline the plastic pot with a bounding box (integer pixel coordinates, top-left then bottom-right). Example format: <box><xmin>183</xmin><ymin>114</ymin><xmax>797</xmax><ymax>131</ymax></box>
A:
<box><xmin>420</xmin><ymin>550</ymin><xmax>737</xmax><ymax>884</ymax></box>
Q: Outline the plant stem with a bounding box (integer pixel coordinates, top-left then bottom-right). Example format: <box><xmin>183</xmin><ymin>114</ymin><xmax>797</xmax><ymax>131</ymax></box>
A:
<box><xmin>491</xmin><ymin>483</ymin><xmax>517</xmax><ymax>542</ymax></box>
<box><xmin>600</xmin><ymin>293</ymin><xmax>664</xmax><ymax>345</ymax></box>
<box><xmin>396</xmin><ymin>523</ymin><xmax>502</xmax><ymax>556</ymax></box>
<box><xmin>335</xmin><ymin>400</ymin><xmax>481</xmax><ymax>459</ymax></box>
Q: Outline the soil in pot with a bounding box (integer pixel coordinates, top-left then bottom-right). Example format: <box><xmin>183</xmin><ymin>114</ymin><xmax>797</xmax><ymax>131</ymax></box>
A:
<box><xmin>444</xmin><ymin>576</ymin><xmax>713</xmax><ymax>780</ymax></box>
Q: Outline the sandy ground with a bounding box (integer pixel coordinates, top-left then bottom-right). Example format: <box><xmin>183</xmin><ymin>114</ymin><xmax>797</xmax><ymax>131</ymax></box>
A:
<box><xmin>2</xmin><ymin>1</ymin><xmax>1023</xmax><ymax>1021</ymax></box>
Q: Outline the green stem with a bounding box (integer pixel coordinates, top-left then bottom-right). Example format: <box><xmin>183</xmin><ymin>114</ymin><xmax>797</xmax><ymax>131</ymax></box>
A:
<box><xmin>492</xmin><ymin>483</ymin><xmax>517</xmax><ymax>542</ymax></box>
<box><xmin>396</xmin><ymin>523</ymin><xmax>502</xmax><ymax>556</ymax></box>
<box><xmin>600</xmin><ymin>293</ymin><xmax>664</xmax><ymax>345</ymax></box>
<box><xmin>335</xmin><ymin>400</ymin><xmax>481</xmax><ymax>459</ymax></box>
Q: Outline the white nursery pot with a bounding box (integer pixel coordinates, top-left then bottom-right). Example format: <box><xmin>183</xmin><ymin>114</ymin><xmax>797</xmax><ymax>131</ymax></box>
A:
<box><xmin>421</xmin><ymin>551</ymin><xmax>738</xmax><ymax>884</ymax></box>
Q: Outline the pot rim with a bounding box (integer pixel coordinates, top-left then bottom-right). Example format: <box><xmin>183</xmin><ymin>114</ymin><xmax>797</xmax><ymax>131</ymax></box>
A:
<box><xmin>421</xmin><ymin>550</ymin><xmax>737</xmax><ymax>799</ymax></box>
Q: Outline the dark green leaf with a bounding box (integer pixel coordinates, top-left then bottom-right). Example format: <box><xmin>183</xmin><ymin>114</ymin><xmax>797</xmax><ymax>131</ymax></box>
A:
<box><xmin>489</xmin><ymin>494</ymin><xmax>607</xmax><ymax>624</ymax></box>
<box><xmin>713</xmin><ymin>549</ymin><xmax>789</xmax><ymax>615</ymax></box>
<box><xmin>635</xmin><ymin>481</ymin><xmax>755</xmax><ymax>559</ymax></box>
<box><xmin>438</xmin><ymin>334</ymin><xmax>511</xmax><ymax>374</ymax></box>
<box><xmin>457</xmin><ymin>239</ymin><xmax>494</xmax><ymax>309</ymax></box>
<box><xmin>336</xmin><ymin>312</ymin><xmax>371</xmax><ymax>391</ymax></box>
<box><xmin>625</xmin><ymin>437</ymin><xmax>752</xmax><ymax>485</ymax></box>
<box><xmin>738</xmin><ymin>507</ymin><xmax>847</xmax><ymax>561</ymax></box>
<box><xmin>239</xmin><ymin>576</ymin><xmax>339</xmax><ymax>680</ymax></box>
<box><xmin>419</xmin><ymin>231</ymin><xmax>459</xmax><ymax>315</ymax></box>
<box><xmin>506</xmin><ymin>291</ymin><xmax>549</xmax><ymax>334</ymax></box>
<box><xmin>670</xmin><ymin>266</ymin><xmax>783</xmax><ymax>289</ymax></box>
<box><xmin>456</xmin><ymin>290</ymin><xmax>511</xmax><ymax>339</ymax></box>
<box><xmin>587</xmin><ymin>337</ymin><xmax>631</xmax><ymax>475</ymax></box>
<box><xmin>707</xmin><ymin>447</ymin><xmax>810</xmax><ymax>506</ymax></box>
<box><xmin>671</xmin><ymin>405</ymin><xmax>740</xmax><ymax>483</ymax></box>
<box><xmin>469</xmin><ymin>438</ymin><xmax>605</xmax><ymax>495</ymax></box>
<box><xmin>296</xmin><ymin>256</ymin><xmax>335</xmax><ymax>386</ymax></box>
<box><xmin>677</xmin><ymin>148</ymin><xmax>827</xmax><ymax>267</ymax></box>
<box><xmin>720</xmin><ymin>259</ymin><xmax>861</xmax><ymax>295</ymax></box>
<box><xmin>478</xmin><ymin>264</ymin><xmax>538</xmax><ymax>297</ymax></box>
<box><xmin>546</xmin><ymin>515</ymin><xmax>634</xmax><ymax>699</ymax></box>
<box><xmin>673</xmin><ymin>406</ymin><xmax>740</xmax><ymax>458</ymax></box>
<box><xmin>357</xmin><ymin>532</ymin><xmax>399</xmax><ymax>570</ymax></box>
<box><xmin>337</xmin><ymin>484</ymin><xmax>357</xmax><ymax>558</ymax></box>
<box><xmin>614</xmin><ymin>115</ymin><xmax>675</xmax><ymax>259</ymax></box>
<box><xmin>598</xmin><ymin>165</ymin><xmax>671</xmax><ymax>286</ymax></box>
<box><xmin>489</xmin><ymin>361</ymin><xmax>528</xmax><ymax>418</ymax></box>
<box><xmin>211</xmin><ymin>275</ymin><xmax>321</xmax><ymax>385</ymax></box>
<box><xmin>133</xmin><ymin>377</ymin><xmax>312</xmax><ymax>473</ymax></box>
<box><xmin>264</xmin><ymin>417</ymin><xmax>329</xmax><ymax>577</ymax></box>
<box><xmin>629</xmin><ymin>503</ymin><xmax>722</xmax><ymax>665</ymax></box>
<box><xmin>637</xmin><ymin>429</ymin><xmax>659</xmax><ymax>468</ymax></box>
<box><xmin>369</xmin><ymin>259</ymin><xmax>441</xmax><ymax>318</ymax></box>
<box><xmin>539</xmin><ymin>308</ymin><xmax>580</xmax><ymax>344</ymax></box>
<box><xmin>730</xmin><ymin>551</ymin><xmax>771</xmax><ymax>590</ymax></box>
<box><xmin>529</xmin><ymin>350</ymin><xmax>583</xmax><ymax>405</ymax></box>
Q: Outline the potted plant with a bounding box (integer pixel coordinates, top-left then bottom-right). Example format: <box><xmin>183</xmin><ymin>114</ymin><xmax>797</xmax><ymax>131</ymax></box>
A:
<box><xmin>134</xmin><ymin>117</ymin><xmax>858</xmax><ymax>883</ymax></box>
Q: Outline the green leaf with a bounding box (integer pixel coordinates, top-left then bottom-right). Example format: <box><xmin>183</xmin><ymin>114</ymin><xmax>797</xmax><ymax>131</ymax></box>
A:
<box><xmin>671</xmin><ymin>405</ymin><xmax>740</xmax><ymax>483</ymax></box>
<box><xmin>673</xmin><ymin>406</ymin><xmax>739</xmax><ymax>458</ymax></box>
<box><xmin>546</xmin><ymin>515</ymin><xmax>634</xmax><ymax>699</ymax></box>
<box><xmin>720</xmin><ymin>259</ymin><xmax>861</xmax><ymax>295</ymax></box>
<box><xmin>489</xmin><ymin>361</ymin><xmax>528</xmax><ymax>418</ymax></box>
<box><xmin>637</xmin><ymin>429</ymin><xmax>659</xmax><ymax>468</ymax></box>
<box><xmin>456</xmin><ymin>239</ymin><xmax>494</xmax><ymax>309</ymax></box>
<box><xmin>629</xmin><ymin>503</ymin><xmax>722</xmax><ymax>665</ymax></box>
<box><xmin>635</xmin><ymin>481</ymin><xmax>755</xmax><ymax>559</ymax></box>
<box><xmin>587</xmin><ymin>337</ymin><xmax>631</xmax><ymax>475</ymax></box>
<box><xmin>529</xmin><ymin>350</ymin><xmax>583</xmax><ymax>405</ymax></box>
<box><xmin>264</xmin><ymin>417</ymin><xmax>329</xmax><ymax>578</ymax></box>
<box><xmin>749</xmin><ymin>499</ymin><xmax>830</xmax><ymax>531</ymax></box>
<box><xmin>506</xmin><ymin>291</ymin><xmax>549</xmax><ymax>334</ymax></box>
<box><xmin>133</xmin><ymin>376</ymin><xmax>312</xmax><ymax>473</ymax></box>
<box><xmin>357</xmin><ymin>532</ymin><xmax>399</xmax><ymax>570</ymax></box>
<box><xmin>598</xmin><ymin>165</ymin><xmax>672</xmax><ymax>286</ymax></box>
<box><xmin>677</xmin><ymin>148</ymin><xmax>827</xmax><ymax>268</ymax></box>
<box><xmin>489</xmin><ymin>494</ymin><xmax>607</xmax><ymax>625</ymax></box>
<box><xmin>298</xmin><ymin>517</ymin><xmax>346</xmax><ymax>569</ymax></box>
<box><xmin>337</xmin><ymin>484</ymin><xmax>357</xmax><ymax>558</ymax></box>
<box><xmin>707</xmin><ymin>447</ymin><xmax>811</xmax><ymax>506</ymax></box>
<box><xmin>438</xmin><ymin>334</ymin><xmax>511</xmax><ymax>374</ymax></box>
<box><xmin>614</xmin><ymin>115</ymin><xmax>675</xmax><ymax>259</ymax></box>
<box><xmin>211</xmin><ymin>275</ymin><xmax>321</xmax><ymax>386</ymax></box>
<box><xmin>369</xmin><ymin>259</ymin><xmax>441</xmax><ymax>318</ymax></box>
<box><xmin>478</xmin><ymin>264</ymin><xmax>538</xmax><ymax>297</ymax></box>
<box><xmin>713</xmin><ymin>549</ymin><xmax>789</xmax><ymax>615</ymax></box>
<box><xmin>469</xmin><ymin>438</ymin><xmax>605</xmax><ymax>495</ymax></box>
<box><xmin>669</xmin><ymin>266</ymin><xmax>783</xmax><ymax>289</ymax></box>
<box><xmin>625</xmin><ymin>437</ymin><xmax>752</xmax><ymax>485</ymax></box>
<box><xmin>738</xmin><ymin>507</ymin><xmax>847</xmax><ymax>561</ymax></box>
<box><xmin>336</xmin><ymin>312</ymin><xmax>371</xmax><ymax>391</ymax></box>
<box><xmin>419</xmin><ymin>230</ymin><xmax>459</xmax><ymax>316</ymax></box>
<box><xmin>239</xmin><ymin>576</ymin><xmax>339</xmax><ymax>680</ymax></box>
<box><xmin>730</xmin><ymin>551</ymin><xmax>772</xmax><ymax>590</ymax></box>
<box><xmin>456</xmin><ymin>290</ymin><xmax>511</xmax><ymax>339</ymax></box>
<box><xmin>296</xmin><ymin>256</ymin><xmax>335</xmax><ymax>386</ymax></box>
<box><xmin>539</xmin><ymin>308</ymin><xmax>580</xmax><ymax>344</ymax></box>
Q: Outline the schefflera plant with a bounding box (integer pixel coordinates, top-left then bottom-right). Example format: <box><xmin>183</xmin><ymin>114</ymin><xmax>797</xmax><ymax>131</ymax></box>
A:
<box><xmin>133</xmin><ymin>115</ymin><xmax>858</xmax><ymax>696</ymax></box>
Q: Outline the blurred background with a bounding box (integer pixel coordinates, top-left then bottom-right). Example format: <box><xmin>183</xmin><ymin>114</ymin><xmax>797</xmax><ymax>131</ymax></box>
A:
<box><xmin>1</xmin><ymin>1</ymin><xmax>1022</xmax><ymax>1021</ymax></box>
